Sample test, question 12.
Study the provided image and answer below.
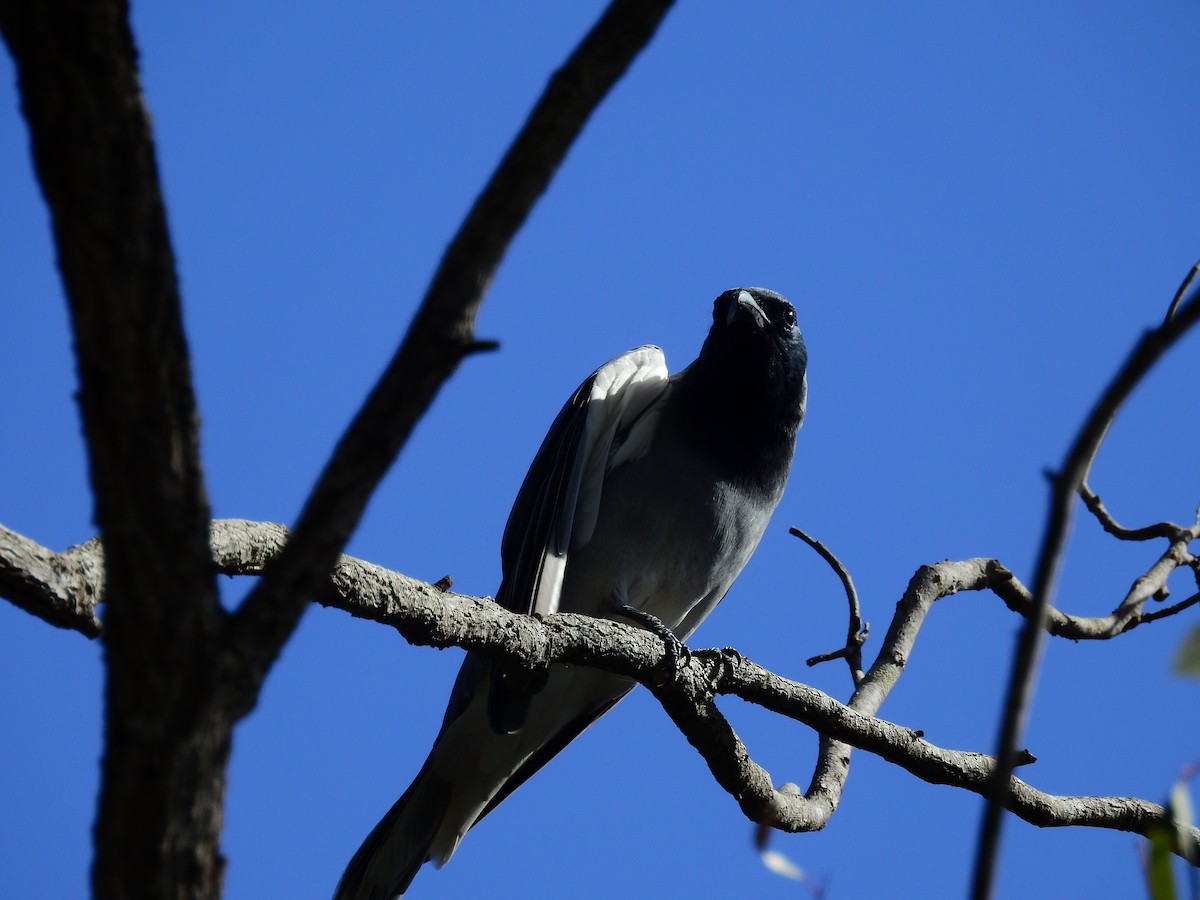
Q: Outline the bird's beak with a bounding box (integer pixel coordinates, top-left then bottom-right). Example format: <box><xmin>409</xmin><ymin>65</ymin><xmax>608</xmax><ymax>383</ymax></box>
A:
<box><xmin>731</xmin><ymin>290</ymin><xmax>771</xmax><ymax>327</ymax></box>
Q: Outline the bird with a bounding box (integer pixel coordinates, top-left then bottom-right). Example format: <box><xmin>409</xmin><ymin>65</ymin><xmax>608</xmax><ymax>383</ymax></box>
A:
<box><xmin>334</xmin><ymin>287</ymin><xmax>808</xmax><ymax>899</ymax></box>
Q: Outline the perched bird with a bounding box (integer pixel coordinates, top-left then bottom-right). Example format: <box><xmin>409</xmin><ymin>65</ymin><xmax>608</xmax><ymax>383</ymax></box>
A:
<box><xmin>335</xmin><ymin>288</ymin><xmax>808</xmax><ymax>899</ymax></box>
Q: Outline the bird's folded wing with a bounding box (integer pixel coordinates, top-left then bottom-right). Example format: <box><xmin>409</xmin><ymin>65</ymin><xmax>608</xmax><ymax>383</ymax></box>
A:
<box><xmin>497</xmin><ymin>345</ymin><xmax>668</xmax><ymax>618</ymax></box>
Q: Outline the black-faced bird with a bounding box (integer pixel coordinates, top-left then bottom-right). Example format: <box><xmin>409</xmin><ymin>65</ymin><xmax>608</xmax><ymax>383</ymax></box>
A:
<box><xmin>335</xmin><ymin>288</ymin><xmax>808</xmax><ymax>899</ymax></box>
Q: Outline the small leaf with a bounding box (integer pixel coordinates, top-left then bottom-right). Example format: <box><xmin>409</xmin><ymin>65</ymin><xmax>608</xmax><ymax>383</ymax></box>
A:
<box><xmin>1167</xmin><ymin>778</ymin><xmax>1194</xmax><ymax>831</ymax></box>
<box><xmin>1172</xmin><ymin>626</ymin><xmax>1200</xmax><ymax>677</ymax></box>
<box><xmin>761</xmin><ymin>849</ymin><xmax>805</xmax><ymax>881</ymax></box>
<box><xmin>1142</xmin><ymin>766</ymin><xmax>1198</xmax><ymax>898</ymax></box>
<box><xmin>1143</xmin><ymin>822</ymin><xmax>1177</xmax><ymax>900</ymax></box>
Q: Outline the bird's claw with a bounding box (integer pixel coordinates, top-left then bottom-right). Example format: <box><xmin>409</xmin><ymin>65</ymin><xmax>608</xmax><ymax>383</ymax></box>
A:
<box><xmin>661</xmin><ymin>629</ymin><xmax>690</xmax><ymax>673</ymax></box>
<box><xmin>693</xmin><ymin>646</ymin><xmax>742</xmax><ymax>691</ymax></box>
<box><xmin>714</xmin><ymin>646</ymin><xmax>743</xmax><ymax>680</ymax></box>
<box><xmin>611</xmin><ymin>602</ymin><xmax>689</xmax><ymax>678</ymax></box>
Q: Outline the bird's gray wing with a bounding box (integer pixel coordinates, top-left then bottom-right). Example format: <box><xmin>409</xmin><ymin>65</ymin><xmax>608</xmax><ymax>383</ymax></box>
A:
<box><xmin>496</xmin><ymin>344</ymin><xmax>669</xmax><ymax>618</ymax></box>
<box><xmin>487</xmin><ymin>345</ymin><xmax>668</xmax><ymax>733</ymax></box>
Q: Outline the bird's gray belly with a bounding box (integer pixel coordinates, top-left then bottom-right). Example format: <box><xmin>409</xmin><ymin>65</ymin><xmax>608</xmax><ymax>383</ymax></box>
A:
<box><xmin>559</xmin><ymin>452</ymin><xmax>775</xmax><ymax>636</ymax></box>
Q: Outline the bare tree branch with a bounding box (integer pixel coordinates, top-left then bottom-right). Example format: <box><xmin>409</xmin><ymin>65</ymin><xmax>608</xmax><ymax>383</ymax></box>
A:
<box><xmin>9</xmin><ymin>521</ymin><xmax>1192</xmax><ymax>650</ymax></box>
<box><xmin>214</xmin><ymin>531</ymin><xmax>1200</xmax><ymax>862</ymax></box>
<box><xmin>220</xmin><ymin>0</ymin><xmax>677</xmax><ymax>723</ymax></box>
<box><xmin>1079</xmin><ymin>483</ymin><xmax>1195</xmax><ymax>543</ymax></box>
<box><xmin>974</xmin><ymin>267</ymin><xmax>1200</xmax><ymax>899</ymax></box>
<box><xmin>0</xmin><ymin>2</ymin><xmax>228</xmax><ymax>896</ymax></box>
<box><xmin>990</xmin><ymin>544</ymin><xmax>1198</xmax><ymax>639</ymax></box>
<box><xmin>5</xmin><ymin>519</ymin><xmax>1196</xmax><ymax>864</ymax></box>
<box><xmin>0</xmin><ymin>524</ymin><xmax>102</xmax><ymax>636</ymax></box>
<box><xmin>714</xmin><ymin>655</ymin><xmax>1196</xmax><ymax>861</ymax></box>
<box><xmin>789</xmin><ymin>526</ymin><xmax>867</xmax><ymax>683</ymax></box>
<box><xmin>1142</xmin><ymin>591</ymin><xmax>1200</xmax><ymax>625</ymax></box>
<box><xmin>1163</xmin><ymin>259</ymin><xmax>1200</xmax><ymax>325</ymax></box>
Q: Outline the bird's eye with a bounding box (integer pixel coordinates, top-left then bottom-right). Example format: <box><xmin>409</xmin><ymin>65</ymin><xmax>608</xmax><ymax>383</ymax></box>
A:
<box><xmin>781</xmin><ymin>306</ymin><xmax>797</xmax><ymax>328</ymax></box>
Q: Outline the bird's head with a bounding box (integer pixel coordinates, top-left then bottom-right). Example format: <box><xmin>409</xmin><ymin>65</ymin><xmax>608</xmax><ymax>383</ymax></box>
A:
<box><xmin>698</xmin><ymin>287</ymin><xmax>808</xmax><ymax>431</ymax></box>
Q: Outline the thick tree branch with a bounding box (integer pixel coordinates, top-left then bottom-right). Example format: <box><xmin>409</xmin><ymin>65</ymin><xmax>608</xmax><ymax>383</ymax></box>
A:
<box><xmin>8</xmin><ymin>522</ymin><xmax>1192</xmax><ymax>650</ymax></box>
<box><xmin>218</xmin><ymin>534</ymin><xmax>1200</xmax><ymax>863</ymax></box>
<box><xmin>213</xmin><ymin>535</ymin><xmax>1200</xmax><ymax>865</ymax></box>
<box><xmin>0</xmin><ymin>2</ymin><xmax>225</xmax><ymax>897</ymax></box>
<box><xmin>974</xmin><ymin>269</ymin><xmax>1200</xmax><ymax>898</ymax></box>
<box><xmin>0</xmin><ymin>524</ymin><xmax>102</xmax><ymax>636</ymax></box>
<box><xmin>221</xmin><ymin>0</ymin><xmax>677</xmax><ymax>722</ymax></box>
<box><xmin>709</xmin><ymin>657</ymin><xmax>1196</xmax><ymax>861</ymax></box>
<box><xmin>0</xmin><ymin>9</ymin><xmax>676</xmax><ymax>886</ymax></box>
<box><xmin>5</xmin><ymin>519</ymin><xmax>1196</xmax><ymax>864</ymax></box>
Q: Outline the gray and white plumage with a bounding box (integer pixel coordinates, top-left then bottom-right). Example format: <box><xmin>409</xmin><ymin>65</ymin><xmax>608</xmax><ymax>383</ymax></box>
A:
<box><xmin>334</xmin><ymin>288</ymin><xmax>808</xmax><ymax>899</ymax></box>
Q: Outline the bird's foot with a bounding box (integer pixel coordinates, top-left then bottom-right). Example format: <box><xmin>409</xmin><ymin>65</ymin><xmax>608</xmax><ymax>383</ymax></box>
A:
<box><xmin>611</xmin><ymin>603</ymin><xmax>689</xmax><ymax>677</ymax></box>
<box><xmin>692</xmin><ymin>647</ymin><xmax>743</xmax><ymax>692</ymax></box>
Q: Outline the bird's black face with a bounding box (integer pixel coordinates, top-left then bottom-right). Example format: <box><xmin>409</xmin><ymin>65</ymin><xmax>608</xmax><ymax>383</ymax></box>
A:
<box><xmin>711</xmin><ymin>286</ymin><xmax>806</xmax><ymax>374</ymax></box>
<box><xmin>698</xmin><ymin>287</ymin><xmax>808</xmax><ymax>434</ymax></box>
<box><xmin>712</xmin><ymin>287</ymin><xmax>800</xmax><ymax>343</ymax></box>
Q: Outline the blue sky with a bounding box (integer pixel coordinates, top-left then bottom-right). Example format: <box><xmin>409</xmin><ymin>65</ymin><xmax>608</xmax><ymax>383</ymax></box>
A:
<box><xmin>2</xmin><ymin>3</ymin><xmax>1198</xmax><ymax>898</ymax></box>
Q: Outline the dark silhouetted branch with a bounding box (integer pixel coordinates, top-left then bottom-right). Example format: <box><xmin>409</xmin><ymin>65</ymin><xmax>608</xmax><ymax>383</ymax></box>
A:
<box><xmin>0</xmin><ymin>1</ymin><xmax>226</xmax><ymax>896</ymax></box>
<box><xmin>973</xmin><ymin>264</ymin><xmax>1200</xmax><ymax>900</ymax></box>
<box><xmin>222</xmin><ymin>0</ymin><xmax>678</xmax><ymax>721</ymax></box>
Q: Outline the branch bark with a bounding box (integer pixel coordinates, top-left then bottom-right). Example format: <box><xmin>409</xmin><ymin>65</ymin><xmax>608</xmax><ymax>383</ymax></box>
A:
<box><xmin>0</xmin><ymin>2</ymin><xmax>225</xmax><ymax>896</ymax></box>
<box><xmin>3</xmin><ymin>519</ymin><xmax>1196</xmax><ymax>864</ymax></box>
<box><xmin>0</xmin><ymin>524</ymin><xmax>102</xmax><ymax>636</ymax></box>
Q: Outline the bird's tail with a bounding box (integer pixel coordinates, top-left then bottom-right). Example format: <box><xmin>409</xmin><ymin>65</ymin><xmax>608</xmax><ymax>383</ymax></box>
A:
<box><xmin>332</xmin><ymin>759</ymin><xmax>453</xmax><ymax>900</ymax></box>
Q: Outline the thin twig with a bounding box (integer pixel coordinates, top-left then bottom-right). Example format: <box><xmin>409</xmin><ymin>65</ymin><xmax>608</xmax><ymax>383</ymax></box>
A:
<box><xmin>1141</xmin><ymin>591</ymin><xmax>1200</xmax><ymax>624</ymax></box>
<box><xmin>790</xmin><ymin>526</ymin><xmax>866</xmax><ymax>683</ymax></box>
<box><xmin>1164</xmin><ymin>259</ymin><xmax>1200</xmax><ymax>324</ymax></box>
<box><xmin>1079</xmin><ymin>483</ymin><xmax>1190</xmax><ymax>542</ymax></box>
<box><xmin>989</xmin><ymin>553</ymin><xmax>1197</xmax><ymax>638</ymax></box>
